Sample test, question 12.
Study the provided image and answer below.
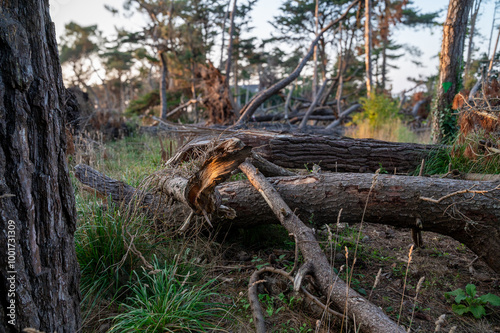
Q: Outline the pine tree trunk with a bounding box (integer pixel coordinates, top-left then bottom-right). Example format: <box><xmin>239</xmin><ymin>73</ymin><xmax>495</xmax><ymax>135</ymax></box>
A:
<box><xmin>159</xmin><ymin>51</ymin><xmax>169</xmax><ymax>119</ymax></box>
<box><xmin>464</xmin><ymin>0</ymin><xmax>481</xmax><ymax>77</ymax></box>
<box><xmin>168</xmin><ymin>131</ymin><xmax>439</xmax><ymax>174</ymax></box>
<box><xmin>312</xmin><ymin>0</ymin><xmax>319</xmax><ymax>97</ymax></box>
<box><xmin>432</xmin><ymin>0</ymin><xmax>473</xmax><ymax>143</ymax></box>
<box><xmin>364</xmin><ymin>0</ymin><xmax>373</xmax><ymax>97</ymax></box>
<box><xmin>0</xmin><ymin>1</ymin><xmax>80</xmax><ymax>332</ymax></box>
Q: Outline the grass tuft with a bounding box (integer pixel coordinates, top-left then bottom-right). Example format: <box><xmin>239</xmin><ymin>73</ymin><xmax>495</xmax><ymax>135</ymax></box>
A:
<box><xmin>109</xmin><ymin>256</ymin><xmax>229</xmax><ymax>332</ymax></box>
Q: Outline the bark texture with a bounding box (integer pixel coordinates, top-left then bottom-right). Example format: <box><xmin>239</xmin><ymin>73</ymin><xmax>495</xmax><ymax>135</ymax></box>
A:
<box><xmin>159</xmin><ymin>51</ymin><xmax>169</xmax><ymax>119</ymax></box>
<box><xmin>75</xmin><ymin>164</ymin><xmax>500</xmax><ymax>274</ymax></box>
<box><xmin>432</xmin><ymin>0</ymin><xmax>473</xmax><ymax>143</ymax></box>
<box><xmin>168</xmin><ymin>131</ymin><xmax>440</xmax><ymax>174</ymax></box>
<box><xmin>0</xmin><ymin>2</ymin><xmax>80</xmax><ymax>332</ymax></box>
<box><xmin>218</xmin><ymin>173</ymin><xmax>500</xmax><ymax>273</ymax></box>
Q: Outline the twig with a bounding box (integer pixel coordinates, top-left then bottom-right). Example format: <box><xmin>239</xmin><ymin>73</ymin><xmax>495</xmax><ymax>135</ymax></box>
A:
<box><xmin>419</xmin><ymin>184</ymin><xmax>500</xmax><ymax>204</ymax></box>
<box><xmin>248</xmin><ymin>265</ymin><xmax>344</xmax><ymax>333</ymax></box>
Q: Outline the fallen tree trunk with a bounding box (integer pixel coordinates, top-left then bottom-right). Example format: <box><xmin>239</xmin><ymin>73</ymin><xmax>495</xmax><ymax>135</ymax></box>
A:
<box><xmin>219</xmin><ymin>173</ymin><xmax>500</xmax><ymax>274</ymax></box>
<box><xmin>168</xmin><ymin>131</ymin><xmax>442</xmax><ymax>174</ymax></box>
<box><xmin>75</xmin><ymin>164</ymin><xmax>500</xmax><ymax>274</ymax></box>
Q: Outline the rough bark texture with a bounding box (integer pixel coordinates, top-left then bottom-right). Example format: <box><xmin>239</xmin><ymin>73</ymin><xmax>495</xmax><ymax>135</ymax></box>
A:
<box><xmin>75</xmin><ymin>165</ymin><xmax>500</xmax><ymax>274</ymax></box>
<box><xmin>168</xmin><ymin>131</ymin><xmax>440</xmax><ymax>174</ymax></box>
<box><xmin>432</xmin><ymin>0</ymin><xmax>473</xmax><ymax>143</ymax></box>
<box><xmin>239</xmin><ymin>162</ymin><xmax>405</xmax><ymax>333</ymax></box>
<box><xmin>218</xmin><ymin>173</ymin><xmax>500</xmax><ymax>274</ymax></box>
<box><xmin>0</xmin><ymin>1</ymin><xmax>80</xmax><ymax>332</ymax></box>
<box><xmin>159</xmin><ymin>51</ymin><xmax>169</xmax><ymax>120</ymax></box>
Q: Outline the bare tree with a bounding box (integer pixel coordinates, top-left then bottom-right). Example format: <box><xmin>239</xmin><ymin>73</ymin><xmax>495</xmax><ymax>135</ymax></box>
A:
<box><xmin>0</xmin><ymin>0</ymin><xmax>80</xmax><ymax>331</ymax></box>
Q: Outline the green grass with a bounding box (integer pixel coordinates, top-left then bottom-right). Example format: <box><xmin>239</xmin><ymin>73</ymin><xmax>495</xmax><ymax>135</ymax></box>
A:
<box><xmin>75</xmin><ymin>200</ymin><xmax>154</xmax><ymax>322</ymax></box>
<box><xmin>98</xmin><ymin>134</ymin><xmax>171</xmax><ymax>186</ymax></box>
<box><xmin>413</xmin><ymin>133</ymin><xmax>500</xmax><ymax>175</ymax></box>
<box><xmin>109</xmin><ymin>257</ymin><xmax>229</xmax><ymax>332</ymax></box>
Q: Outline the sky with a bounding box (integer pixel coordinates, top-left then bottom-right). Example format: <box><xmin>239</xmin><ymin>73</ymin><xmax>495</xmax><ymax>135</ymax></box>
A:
<box><xmin>49</xmin><ymin>0</ymin><xmax>500</xmax><ymax>93</ymax></box>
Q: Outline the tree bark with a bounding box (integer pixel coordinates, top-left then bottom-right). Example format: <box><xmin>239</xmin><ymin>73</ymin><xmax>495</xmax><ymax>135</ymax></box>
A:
<box><xmin>298</xmin><ymin>78</ymin><xmax>329</xmax><ymax>130</ymax></box>
<box><xmin>159</xmin><ymin>51</ymin><xmax>169</xmax><ymax>119</ymax></box>
<box><xmin>432</xmin><ymin>0</ymin><xmax>473</xmax><ymax>143</ymax></box>
<box><xmin>0</xmin><ymin>2</ymin><xmax>80</xmax><ymax>332</ymax></box>
<box><xmin>312</xmin><ymin>0</ymin><xmax>319</xmax><ymax>97</ymax></box>
<box><xmin>75</xmin><ymin>164</ymin><xmax>500</xmax><ymax>274</ymax></box>
<box><xmin>168</xmin><ymin>131</ymin><xmax>441</xmax><ymax>174</ymax></box>
<box><xmin>225</xmin><ymin>0</ymin><xmax>237</xmax><ymax>80</ymax></box>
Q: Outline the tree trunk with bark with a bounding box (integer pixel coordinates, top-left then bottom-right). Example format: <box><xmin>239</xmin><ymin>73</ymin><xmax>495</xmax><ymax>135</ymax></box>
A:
<box><xmin>365</xmin><ymin>0</ymin><xmax>373</xmax><ymax>97</ymax></box>
<box><xmin>464</xmin><ymin>0</ymin><xmax>482</xmax><ymax>78</ymax></box>
<box><xmin>75</xmin><ymin>163</ymin><xmax>500</xmax><ymax>274</ymax></box>
<box><xmin>432</xmin><ymin>0</ymin><xmax>473</xmax><ymax>143</ymax></box>
<box><xmin>159</xmin><ymin>51</ymin><xmax>169</xmax><ymax>119</ymax></box>
<box><xmin>0</xmin><ymin>1</ymin><xmax>80</xmax><ymax>332</ymax></box>
<box><xmin>167</xmin><ymin>131</ymin><xmax>441</xmax><ymax>174</ymax></box>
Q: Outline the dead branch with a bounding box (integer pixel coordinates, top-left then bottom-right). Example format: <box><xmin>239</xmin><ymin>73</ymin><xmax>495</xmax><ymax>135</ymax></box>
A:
<box><xmin>325</xmin><ymin>103</ymin><xmax>361</xmax><ymax>130</ymax></box>
<box><xmin>419</xmin><ymin>184</ymin><xmax>500</xmax><ymax>204</ymax></box>
<box><xmin>235</xmin><ymin>0</ymin><xmax>360</xmax><ymax>126</ymax></box>
<box><xmin>166</xmin><ymin>98</ymin><xmax>200</xmax><ymax>118</ymax></box>
<box><xmin>298</xmin><ymin>78</ymin><xmax>329</xmax><ymax>130</ymax></box>
<box><xmin>248</xmin><ymin>265</ymin><xmax>343</xmax><ymax>333</ymax></box>
<box><xmin>239</xmin><ymin>161</ymin><xmax>405</xmax><ymax>333</ymax></box>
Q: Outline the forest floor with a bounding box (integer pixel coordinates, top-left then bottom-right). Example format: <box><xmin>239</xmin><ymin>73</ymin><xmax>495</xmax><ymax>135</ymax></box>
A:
<box><xmin>70</xmin><ymin>133</ymin><xmax>500</xmax><ymax>333</ymax></box>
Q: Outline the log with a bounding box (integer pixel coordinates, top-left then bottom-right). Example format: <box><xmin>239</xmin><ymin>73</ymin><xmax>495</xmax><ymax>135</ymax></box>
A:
<box><xmin>168</xmin><ymin>131</ymin><xmax>442</xmax><ymax>174</ymax></box>
<box><xmin>74</xmin><ymin>164</ymin><xmax>500</xmax><ymax>274</ymax></box>
<box><xmin>218</xmin><ymin>173</ymin><xmax>500</xmax><ymax>274</ymax></box>
<box><xmin>240</xmin><ymin>162</ymin><xmax>405</xmax><ymax>333</ymax></box>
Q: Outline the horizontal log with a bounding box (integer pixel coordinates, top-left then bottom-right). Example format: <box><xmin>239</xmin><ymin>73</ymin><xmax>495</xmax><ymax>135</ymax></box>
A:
<box><xmin>168</xmin><ymin>130</ymin><xmax>442</xmax><ymax>174</ymax></box>
<box><xmin>74</xmin><ymin>164</ymin><xmax>500</xmax><ymax>274</ymax></box>
<box><xmin>218</xmin><ymin>173</ymin><xmax>500</xmax><ymax>273</ymax></box>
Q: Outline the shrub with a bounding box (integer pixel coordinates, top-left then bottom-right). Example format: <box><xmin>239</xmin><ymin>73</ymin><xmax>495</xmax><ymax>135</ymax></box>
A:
<box><xmin>355</xmin><ymin>93</ymin><xmax>400</xmax><ymax>130</ymax></box>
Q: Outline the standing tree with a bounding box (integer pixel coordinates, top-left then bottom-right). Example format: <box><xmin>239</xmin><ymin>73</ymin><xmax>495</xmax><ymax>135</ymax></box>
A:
<box><xmin>464</xmin><ymin>0</ymin><xmax>483</xmax><ymax>78</ymax></box>
<box><xmin>365</xmin><ymin>0</ymin><xmax>373</xmax><ymax>97</ymax></box>
<box><xmin>432</xmin><ymin>0</ymin><xmax>473</xmax><ymax>143</ymax></box>
<box><xmin>373</xmin><ymin>0</ymin><xmax>439</xmax><ymax>91</ymax></box>
<box><xmin>0</xmin><ymin>0</ymin><xmax>80</xmax><ymax>332</ymax></box>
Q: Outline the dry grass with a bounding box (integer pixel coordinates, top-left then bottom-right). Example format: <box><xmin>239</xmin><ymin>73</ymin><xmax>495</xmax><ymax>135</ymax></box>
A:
<box><xmin>344</xmin><ymin>118</ymin><xmax>431</xmax><ymax>144</ymax></box>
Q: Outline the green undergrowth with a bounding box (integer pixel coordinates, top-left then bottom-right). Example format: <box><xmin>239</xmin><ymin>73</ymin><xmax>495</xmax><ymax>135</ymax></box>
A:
<box><xmin>75</xmin><ymin>201</ymin><xmax>154</xmax><ymax>322</ymax></box>
<box><xmin>73</xmin><ymin>133</ymin><xmax>232</xmax><ymax>331</ymax></box>
<box><xmin>413</xmin><ymin>133</ymin><xmax>500</xmax><ymax>175</ymax></box>
<box><xmin>109</xmin><ymin>257</ymin><xmax>229</xmax><ymax>333</ymax></box>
